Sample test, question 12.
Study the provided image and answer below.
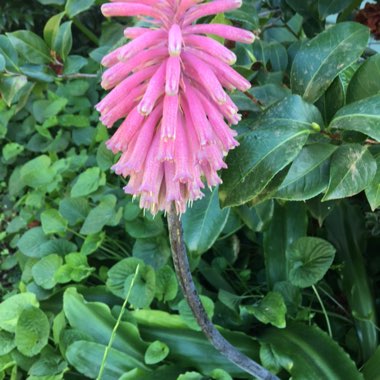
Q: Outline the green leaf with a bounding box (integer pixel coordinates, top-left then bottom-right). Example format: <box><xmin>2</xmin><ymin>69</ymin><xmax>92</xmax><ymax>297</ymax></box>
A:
<box><xmin>144</xmin><ymin>341</ymin><xmax>169</xmax><ymax>365</ymax></box>
<box><xmin>107</xmin><ymin>258</ymin><xmax>156</xmax><ymax>308</ymax></box>
<box><xmin>291</xmin><ymin>22</ymin><xmax>369</xmax><ymax>103</ymax></box>
<box><xmin>32</xmin><ymin>98</ymin><xmax>68</xmax><ymax>123</ymax></box>
<box><xmin>347</xmin><ymin>54</ymin><xmax>380</xmax><ymax>103</ymax></box>
<box><xmin>80</xmin><ymin>195</ymin><xmax>118</xmax><ymax>235</ymax></box>
<box><xmin>287</xmin><ymin>237</ymin><xmax>335</xmax><ymax>288</ymax></box>
<box><xmin>20</xmin><ymin>155</ymin><xmax>56</xmax><ymax>188</ymax></box>
<box><xmin>133</xmin><ymin>237</ymin><xmax>170</xmax><ymax>270</ymax></box>
<box><xmin>220</xmin><ymin>95</ymin><xmax>318</xmax><ymax>207</ymax></box>
<box><xmin>329</xmin><ymin>95</ymin><xmax>380</xmax><ymax>141</ymax></box>
<box><xmin>41</xmin><ymin>209</ymin><xmax>68</xmax><ymax>235</ymax></box>
<box><xmin>67</xmin><ymin>341</ymin><xmax>146</xmax><ymax>379</ymax></box>
<box><xmin>2</xmin><ymin>142</ymin><xmax>24</xmax><ymax>162</ymax></box>
<box><xmin>7</xmin><ymin>31</ymin><xmax>51</xmax><ymax>64</ymax></box>
<box><xmin>362</xmin><ymin>346</ymin><xmax>380</xmax><ymax>380</ymax></box>
<box><xmin>43</xmin><ymin>12</ymin><xmax>65</xmax><ymax>48</ymax></box>
<box><xmin>63</xmin><ymin>288</ymin><xmax>148</xmax><ymax>359</ymax></box>
<box><xmin>71</xmin><ymin>167</ymin><xmax>102</xmax><ymax>198</ymax></box>
<box><xmin>260</xmin><ymin>322</ymin><xmax>364</xmax><ymax>379</ymax></box>
<box><xmin>178</xmin><ymin>296</ymin><xmax>214</xmax><ymax>331</ymax></box>
<box><xmin>263</xmin><ymin>202</ymin><xmax>308</xmax><ymax>288</ymax></box>
<box><xmin>259</xmin><ymin>343</ymin><xmax>282</xmax><ymax>374</ymax></box>
<box><xmin>81</xmin><ymin>232</ymin><xmax>105</xmax><ymax>255</ymax></box>
<box><xmin>318</xmin><ymin>0</ymin><xmax>353</xmax><ymax>19</ymax></box>
<box><xmin>125</xmin><ymin>216</ymin><xmax>164</xmax><ymax>239</ymax></box>
<box><xmin>155</xmin><ymin>266</ymin><xmax>178</xmax><ymax>302</ymax></box>
<box><xmin>183</xmin><ymin>188</ymin><xmax>230</xmax><ymax>255</ymax></box>
<box><xmin>323</xmin><ymin>144</ymin><xmax>377</xmax><ymax>201</ymax></box>
<box><xmin>0</xmin><ymin>293</ymin><xmax>39</xmax><ymax>332</ymax></box>
<box><xmin>0</xmin><ymin>35</ymin><xmax>19</xmax><ymax>71</ymax></box>
<box><xmin>15</xmin><ymin>306</ymin><xmax>50</xmax><ymax>357</ymax></box>
<box><xmin>65</xmin><ymin>0</ymin><xmax>96</xmax><ymax>18</ymax></box>
<box><xmin>0</xmin><ymin>54</ymin><xmax>5</xmax><ymax>72</ymax></box>
<box><xmin>244</xmin><ymin>292</ymin><xmax>287</xmax><ymax>328</ymax></box>
<box><xmin>326</xmin><ymin>203</ymin><xmax>378</xmax><ymax>360</ymax></box>
<box><xmin>32</xmin><ymin>254</ymin><xmax>63</xmax><ymax>289</ymax></box>
<box><xmin>0</xmin><ymin>75</ymin><xmax>28</xmax><ymax>107</ymax></box>
<box><xmin>0</xmin><ymin>331</ymin><xmax>16</xmax><ymax>356</ymax></box>
<box><xmin>365</xmin><ymin>155</ymin><xmax>380</xmax><ymax>211</ymax></box>
<box><xmin>178</xmin><ymin>372</ymin><xmax>203</xmax><ymax>380</ymax></box>
<box><xmin>275</xmin><ymin>143</ymin><xmax>337</xmax><ymax>201</ymax></box>
<box><xmin>54</xmin><ymin>22</ymin><xmax>73</xmax><ymax>61</ymax></box>
<box><xmin>59</xmin><ymin>197</ymin><xmax>90</xmax><ymax>226</ymax></box>
<box><xmin>17</xmin><ymin>227</ymin><xmax>48</xmax><ymax>258</ymax></box>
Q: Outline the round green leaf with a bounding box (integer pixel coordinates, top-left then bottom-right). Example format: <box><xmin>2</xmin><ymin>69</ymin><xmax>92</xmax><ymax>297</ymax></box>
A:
<box><xmin>155</xmin><ymin>266</ymin><xmax>178</xmax><ymax>302</ymax></box>
<box><xmin>32</xmin><ymin>254</ymin><xmax>63</xmax><ymax>289</ymax></box>
<box><xmin>144</xmin><ymin>341</ymin><xmax>169</xmax><ymax>365</ymax></box>
<box><xmin>15</xmin><ymin>306</ymin><xmax>50</xmax><ymax>357</ymax></box>
<box><xmin>41</xmin><ymin>209</ymin><xmax>68</xmax><ymax>235</ymax></box>
<box><xmin>0</xmin><ymin>330</ymin><xmax>16</xmax><ymax>355</ymax></box>
<box><xmin>0</xmin><ymin>293</ymin><xmax>39</xmax><ymax>332</ymax></box>
<box><xmin>287</xmin><ymin>237</ymin><xmax>336</xmax><ymax>288</ymax></box>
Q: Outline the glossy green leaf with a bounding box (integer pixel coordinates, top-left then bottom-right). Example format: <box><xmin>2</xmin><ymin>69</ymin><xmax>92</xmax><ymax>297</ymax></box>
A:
<box><xmin>275</xmin><ymin>143</ymin><xmax>337</xmax><ymax>201</ymax></box>
<box><xmin>326</xmin><ymin>203</ymin><xmax>378</xmax><ymax>360</ymax></box>
<box><xmin>80</xmin><ymin>232</ymin><xmax>105</xmax><ymax>255</ymax></box>
<box><xmin>59</xmin><ymin>197</ymin><xmax>90</xmax><ymax>226</ymax></box>
<box><xmin>71</xmin><ymin>167</ymin><xmax>102</xmax><ymax>198</ymax></box>
<box><xmin>7</xmin><ymin>30</ymin><xmax>51</xmax><ymax>64</ymax></box>
<box><xmin>291</xmin><ymin>22</ymin><xmax>369</xmax><ymax>103</ymax></box>
<box><xmin>54</xmin><ymin>22</ymin><xmax>73</xmax><ymax>61</ymax></box>
<box><xmin>0</xmin><ymin>54</ymin><xmax>5</xmax><ymax>72</ymax></box>
<box><xmin>0</xmin><ymin>35</ymin><xmax>19</xmax><ymax>71</ymax></box>
<box><xmin>244</xmin><ymin>292</ymin><xmax>287</xmax><ymax>328</ymax></box>
<box><xmin>183</xmin><ymin>188</ymin><xmax>230</xmax><ymax>255</ymax></box>
<box><xmin>260</xmin><ymin>322</ymin><xmax>364</xmax><ymax>379</ymax></box>
<box><xmin>365</xmin><ymin>155</ymin><xmax>380</xmax><ymax>211</ymax></box>
<box><xmin>41</xmin><ymin>209</ymin><xmax>68</xmax><ymax>235</ymax></box>
<box><xmin>2</xmin><ymin>142</ymin><xmax>24</xmax><ymax>162</ymax></box>
<box><xmin>347</xmin><ymin>54</ymin><xmax>380</xmax><ymax>103</ymax></box>
<box><xmin>133</xmin><ymin>237</ymin><xmax>170</xmax><ymax>270</ymax></box>
<box><xmin>220</xmin><ymin>95</ymin><xmax>318</xmax><ymax>207</ymax></box>
<box><xmin>43</xmin><ymin>12</ymin><xmax>65</xmax><ymax>47</ymax></box>
<box><xmin>15</xmin><ymin>306</ymin><xmax>50</xmax><ymax>357</ymax></box>
<box><xmin>17</xmin><ymin>227</ymin><xmax>48</xmax><ymax>258</ymax></box>
<box><xmin>144</xmin><ymin>341</ymin><xmax>170</xmax><ymax>365</ymax></box>
<box><xmin>65</xmin><ymin>0</ymin><xmax>96</xmax><ymax>18</ymax></box>
<box><xmin>0</xmin><ymin>75</ymin><xmax>28</xmax><ymax>107</ymax></box>
<box><xmin>323</xmin><ymin>144</ymin><xmax>377</xmax><ymax>201</ymax></box>
<box><xmin>0</xmin><ymin>293</ymin><xmax>39</xmax><ymax>332</ymax></box>
<box><xmin>318</xmin><ymin>0</ymin><xmax>353</xmax><ymax>19</ymax></box>
<box><xmin>287</xmin><ymin>237</ymin><xmax>336</xmax><ymax>288</ymax></box>
<box><xmin>330</xmin><ymin>95</ymin><xmax>380</xmax><ymax>141</ymax></box>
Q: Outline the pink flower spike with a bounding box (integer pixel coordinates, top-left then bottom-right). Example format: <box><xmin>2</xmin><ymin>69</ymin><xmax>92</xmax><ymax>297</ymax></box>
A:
<box><xmin>137</xmin><ymin>61</ymin><xmax>167</xmax><ymax>115</ymax></box>
<box><xmin>161</xmin><ymin>95</ymin><xmax>179</xmax><ymax>140</ymax></box>
<box><xmin>165</xmin><ymin>56</ymin><xmax>181</xmax><ymax>95</ymax></box>
<box><xmin>98</xmin><ymin>0</ymin><xmax>254</xmax><ymax>214</ymax></box>
<box><xmin>168</xmin><ymin>24</ymin><xmax>182</xmax><ymax>56</ymax></box>
<box><xmin>184</xmin><ymin>24</ymin><xmax>255</xmax><ymax>44</ymax></box>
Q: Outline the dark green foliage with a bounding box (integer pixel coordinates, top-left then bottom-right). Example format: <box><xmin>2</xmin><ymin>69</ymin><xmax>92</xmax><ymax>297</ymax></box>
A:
<box><xmin>0</xmin><ymin>0</ymin><xmax>379</xmax><ymax>379</ymax></box>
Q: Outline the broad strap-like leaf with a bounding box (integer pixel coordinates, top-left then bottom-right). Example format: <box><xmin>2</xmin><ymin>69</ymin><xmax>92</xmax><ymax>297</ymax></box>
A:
<box><xmin>329</xmin><ymin>95</ymin><xmax>380</xmax><ymax>142</ymax></box>
<box><xmin>260</xmin><ymin>322</ymin><xmax>364</xmax><ymax>380</ymax></box>
<box><xmin>220</xmin><ymin>95</ymin><xmax>321</xmax><ymax>207</ymax></box>
<box><xmin>291</xmin><ymin>22</ymin><xmax>369</xmax><ymax>103</ymax></box>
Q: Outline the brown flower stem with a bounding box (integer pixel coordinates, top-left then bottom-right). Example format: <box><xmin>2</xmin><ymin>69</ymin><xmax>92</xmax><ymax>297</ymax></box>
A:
<box><xmin>167</xmin><ymin>204</ymin><xmax>279</xmax><ymax>380</ymax></box>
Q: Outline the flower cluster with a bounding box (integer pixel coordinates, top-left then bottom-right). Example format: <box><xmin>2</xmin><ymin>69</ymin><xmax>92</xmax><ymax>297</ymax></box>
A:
<box><xmin>98</xmin><ymin>0</ymin><xmax>254</xmax><ymax>214</ymax></box>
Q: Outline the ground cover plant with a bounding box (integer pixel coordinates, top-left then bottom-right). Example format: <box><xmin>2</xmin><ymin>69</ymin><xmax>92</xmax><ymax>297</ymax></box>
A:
<box><xmin>0</xmin><ymin>0</ymin><xmax>380</xmax><ymax>379</ymax></box>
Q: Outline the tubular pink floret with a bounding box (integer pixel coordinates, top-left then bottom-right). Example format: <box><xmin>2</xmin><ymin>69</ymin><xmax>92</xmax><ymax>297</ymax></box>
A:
<box><xmin>98</xmin><ymin>0</ymin><xmax>253</xmax><ymax>215</ymax></box>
